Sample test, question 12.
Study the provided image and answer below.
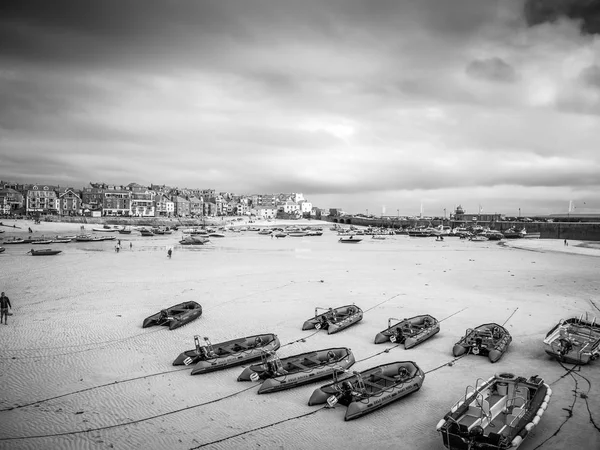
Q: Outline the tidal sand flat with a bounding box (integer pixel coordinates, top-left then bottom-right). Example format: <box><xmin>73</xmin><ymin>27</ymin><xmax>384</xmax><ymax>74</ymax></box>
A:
<box><xmin>0</xmin><ymin>220</ymin><xmax>599</xmax><ymax>450</ymax></box>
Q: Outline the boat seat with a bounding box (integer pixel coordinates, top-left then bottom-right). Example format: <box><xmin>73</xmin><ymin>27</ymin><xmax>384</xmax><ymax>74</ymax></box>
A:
<box><xmin>506</xmin><ymin>407</ymin><xmax>525</xmax><ymax>427</ymax></box>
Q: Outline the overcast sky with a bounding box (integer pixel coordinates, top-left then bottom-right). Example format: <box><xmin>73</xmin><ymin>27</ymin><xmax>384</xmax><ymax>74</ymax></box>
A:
<box><xmin>1</xmin><ymin>0</ymin><xmax>599</xmax><ymax>216</ymax></box>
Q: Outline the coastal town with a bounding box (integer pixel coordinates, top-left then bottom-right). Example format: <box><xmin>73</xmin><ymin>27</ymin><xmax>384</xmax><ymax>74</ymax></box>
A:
<box><xmin>0</xmin><ymin>181</ymin><xmax>322</xmax><ymax>220</ymax></box>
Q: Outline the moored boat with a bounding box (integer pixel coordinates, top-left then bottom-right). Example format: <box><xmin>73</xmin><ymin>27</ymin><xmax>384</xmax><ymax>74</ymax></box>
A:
<box><xmin>142</xmin><ymin>301</ymin><xmax>202</xmax><ymax>330</ymax></box>
<box><xmin>239</xmin><ymin>347</ymin><xmax>355</xmax><ymax>394</ymax></box>
<box><xmin>436</xmin><ymin>373</ymin><xmax>551</xmax><ymax>450</ymax></box>
<box><xmin>174</xmin><ymin>333</ymin><xmax>281</xmax><ymax>375</ymax></box>
<box><xmin>0</xmin><ymin>247</ymin><xmax>5</xmax><ymax>253</ymax></box>
<box><xmin>503</xmin><ymin>227</ymin><xmax>526</xmax><ymax>239</ymax></box>
<box><xmin>339</xmin><ymin>236</ymin><xmax>362</xmax><ymax>243</ymax></box>
<box><xmin>308</xmin><ymin>361</ymin><xmax>424</xmax><ymax>420</ymax></box>
<box><xmin>453</xmin><ymin>323</ymin><xmax>512</xmax><ymax>363</ymax></box>
<box><xmin>92</xmin><ymin>225</ymin><xmax>118</xmax><ymax>232</ymax></box>
<box><xmin>374</xmin><ymin>314</ymin><xmax>440</xmax><ymax>348</ymax></box>
<box><xmin>469</xmin><ymin>234</ymin><xmax>489</xmax><ymax>242</ymax></box>
<box><xmin>302</xmin><ymin>305</ymin><xmax>363</xmax><ymax>334</ymax></box>
<box><xmin>543</xmin><ymin>315</ymin><xmax>600</xmax><ymax>364</ymax></box>
<box><xmin>27</xmin><ymin>248</ymin><xmax>62</xmax><ymax>256</ymax></box>
<box><xmin>118</xmin><ymin>227</ymin><xmax>132</xmax><ymax>234</ymax></box>
<box><xmin>3</xmin><ymin>238</ymin><xmax>25</xmax><ymax>244</ymax></box>
<box><xmin>32</xmin><ymin>239</ymin><xmax>54</xmax><ymax>244</ymax></box>
<box><xmin>179</xmin><ymin>236</ymin><xmax>209</xmax><ymax>245</ymax></box>
<box><xmin>75</xmin><ymin>234</ymin><xmax>94</xmax><ymax>242</ymax></box>
<box><xmin>139</xmin><ymin>228</ymin><xmax>154</xmax><ymax>236</ymax></box>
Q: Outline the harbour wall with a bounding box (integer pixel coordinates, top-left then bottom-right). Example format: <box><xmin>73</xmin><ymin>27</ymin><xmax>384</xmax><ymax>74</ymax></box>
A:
<box><xmin>323</xmin><ymin>217</ymin><xmax>600</xmax><ymax>241</ymax></box>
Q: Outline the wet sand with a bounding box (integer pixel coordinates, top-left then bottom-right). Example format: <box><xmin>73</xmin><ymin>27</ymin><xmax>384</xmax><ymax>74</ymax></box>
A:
<box><xmin>0</xmin><ymin>221</ymin><xmax>599</xmax><ymax>450</ymax></box>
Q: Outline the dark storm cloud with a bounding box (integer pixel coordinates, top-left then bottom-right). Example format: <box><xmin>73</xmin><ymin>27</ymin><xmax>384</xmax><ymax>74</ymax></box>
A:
<box><xmin>524</xmin><ymin>0</ymin><xmax>600</xmax><ymax>34</ymax></box>
<box><xmin>466</xmin><ymin>57</ymin><xmax>518</xmax><ymax>83</ymax></box>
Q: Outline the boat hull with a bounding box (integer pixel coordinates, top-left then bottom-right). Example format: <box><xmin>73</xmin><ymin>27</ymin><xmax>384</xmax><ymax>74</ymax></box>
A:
<box><xmin>437</xmin><ymin>373</ymin><xmax>551</xmax><ymax>450</ymax></box>
<box><xmin>302</xmin><ymin>305</ymin><xmax>363</xmax><ymax>334</ymax></box>
<box><xmin>239</xmin><ymin>347</ymin><xmax>355</xmax><ymax>394</ymax></box>
<box><xmin>374</xmin><ymin>314</ymin><xmax>440</xmax><ymax>348</ymax></box>
<box><xmin>309</xmin><ymin>361</ymin><xmax>424</xmax><ymax>421</ymax></box>
<box><xmin>28</xmin><ymin>249</ymin><xmax>62</xmax><ymax>256</ymax></box>
<box><xmin>189</xmin><ymin>334</ymin><xmax>281</xmax><ymax>375</ymax></box>
<box><xmin>452</xmin><ymin>323</ymin><xmax>511</xmax><ymax>363</ymax></box>
<box><xmin>543</xmin><ymin>317</ymin><xmax>600</xmax><ymax>364</ymax></box>
<box><xmin>142</xmin><ymin>301</ymin><xmax>202</xmax><ymax>330</ymax></box>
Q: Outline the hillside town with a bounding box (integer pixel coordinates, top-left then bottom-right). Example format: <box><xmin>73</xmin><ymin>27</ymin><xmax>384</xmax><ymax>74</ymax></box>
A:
<box><xmin>0</xmin><ymin>181</ymin><xmax>327</xmax><ymax>220</ymax></box>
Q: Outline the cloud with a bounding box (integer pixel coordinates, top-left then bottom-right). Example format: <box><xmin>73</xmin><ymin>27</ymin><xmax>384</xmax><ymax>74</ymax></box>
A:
<box><xmin>466</xmin><ymin>57</ymin><xmax>518</xmax><ymax>83</ymax></box>
<box><xmin>524</xmin><ymin>0</ymin><xmax>600</xmax><ymax>34</ymax></box>
<box><xmin>580</xmin><ymin>64</ymin><xmax>600</xmax><ymax>88</ymax></box>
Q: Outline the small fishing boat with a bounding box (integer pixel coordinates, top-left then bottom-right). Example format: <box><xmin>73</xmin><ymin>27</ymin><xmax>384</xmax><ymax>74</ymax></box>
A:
<box><xmin>503</xmin><ymin>227</ymin><xmax>526</xmax><ymax>239</ymax></box>
<box><xmin>27</xmin><ymin>248</ymin><xmax>62</xmax><ymax>256</ymax></box>
<box><xmin>179</xmin><ymin>236</ymin><xmax>209</xmax><ymax>245</ymax></box>
<box><xmin>52</xmin><ymin>238</ymin><xmax>73</xmax><ymax>243</ymax></box>
<box><xmin>173</xmin><ymin>333</ymin><xmax>281</xmax><ymax>375</ymax></box>
<box><xmin>339</xmin><ymin>236</ymin><xmax>362</xmax><ymax>243</ymax></box>
<box><xmin>208</xmin><ymin>232</ymin><xmax>225</xmax><ymax>238</ymax></box>
<box><xmin>139</xmin><ymin>228</ymin><xmax>154</xmax><ymax>236</ymax></box>
<box><xmin>0</xmin><ymin>247</ymin><xmax>5</xmax><ymax>253</ymax></box>
<box><xmin>306</xmin><ymin>230</ymin><xmax>323</xmax><ymax>236</ymax></box>
<box><xmin>142</xmin><ymin>301</ymin><xmax>202</xmax><ymax>330</ymax></box>
<box><xmin>288</xmin><ymin>231</ymin><xmax>307</xmax><ymax>237</ymax></box>
<box><xmin>274</xmin><ymin>232</ymin><xmax>287</xmax><ymax>238</ymax></box>
<box><xmin>436</xmin><ymin>373</ymin><xmax>552</xmax><ymax>450</ymax></box>
<box><xmin>453</xmin><ymin>323</ymin><xmax>512</xmax><ymax>363</ymax></box>
<box><xmin>371</xmin><ymin>234</ymin><xmax>386</xmax><ymax>240</ymax></box>
<box><xmin>118</xmin><ymin>227</ymin><xmax>132</xmax><ymax>234</ymax></box>
<box><xmin>258</xmin><ymin>229</ymin><xmax>273</xmax><ymax>235</ymax></box>
<box><xmin>75</xmin><ymin>234</ymin><xmax>94</xmax><ymax>242</ymax></box>
<box><xmin>3</xmin><ymin>238</ymin><xmax>25</xmax><ymax>244</ymax></box>
<box><xmin>374</xmin><ymin>314</ymin><xmax>440</xmax><ymax>348</ymax></box>
<box><xmin>238</xmin><ymin>347</ymin><xmax>355</xmax><ymax>394</ymax></box>
<box><xmin>32</xmin><ymin>239</ymin><xmax>54</xmax><ymax>244</ymax></box>
<box><xmin>92</xmin><ymin>225</ymin><xmax>117</xmax><ymax>232</ymax></box>
<box><xmin>308</xmin><ymin>361</ymin><xmax>424</xmax><ymax>420</ymax></box>
<box><xmin>469</xmin><ymin>235</ymin><xmax>489</xmax><ymax>242</ymax></box>
<box><xmin>302</xmin><ymin>305</ymin><xmax>363</xmax><ymax>334</ymax></box>
<box><xmin>543</xmin><ymin>314</ymin><xmax>600</xmax><ymax>364</ymax></box>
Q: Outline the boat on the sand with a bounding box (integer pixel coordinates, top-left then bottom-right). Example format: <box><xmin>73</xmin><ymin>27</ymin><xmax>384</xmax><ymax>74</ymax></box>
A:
<box><xmin>452</xmin><ymin>323</ymin><xmax>512</xmax><ymax>363</ymax></box>
<box><xmin>436</xmin><ymin>373</ymin><xmax>552</xmax><ymax>450</ymax></box>
<box><xmin>374</xmin><ymin>314</ymin><xmax>440</xmax><ymax>348</ymax></box>
<box><xmin>302</xmin><ymin>305</ymin><xmax>363</xmax><ymax>334</ymax></box>
<box><xmin>3</xmin><ymin>238</ymin><xmax>25</xmax><ymax>244</ymax></box>
<box><xmin>238</xmin><ymin>347</ymin><xmax>355</xmax><ymax>394</ymax></box>
<box><xmin>543</xmin><ymin>314</ymin><xmax>600</xmax><ymax>364</ymax></box>
<box><xmin>339</xmin><ymin>236</ymin><xmax>362</xmax><ymax>243</ymax></box>
<box><xmin>308</xmin><ymin>361</ymin><xmax>424</xmax><ymax>420</ymax></box>
<box><xmin>142</xmin><ymin>301</ymin><xmax>202</xmax><ymax>330</ymax></box>
<box><xmin>179</xmin><ymin>236</ymin><xmax>210</xmax><ymax>245</ymax></box>
<box><xmin>173</xmin><ymin>333</ymin><xmax>280</xmax><ymax>375</ymax></box>
<box><xmin>27</xmin><ymin>248</ymin><xmax>62</xmax><ymax>256</ymax></box>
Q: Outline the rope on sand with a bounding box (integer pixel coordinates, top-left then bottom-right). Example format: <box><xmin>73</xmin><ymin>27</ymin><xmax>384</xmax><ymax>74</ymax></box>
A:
<box><xmin>0</xmin><ymin>384</ymin><xmax>259</xmax><ymax>441</ymax></box>
<box><xmin>189</xmin><ymin>407</ymin><xmax>327</xmax><ymax>449</ymax></box>
<box><xmin>0</xmin><ymin>328</ymin><xmax>164</xmax><ymax>356</ymax></box>
<box><xmin>0</xmin><ymin>366</ymin><xmax>191</xmax><ymax>411</ymax></box>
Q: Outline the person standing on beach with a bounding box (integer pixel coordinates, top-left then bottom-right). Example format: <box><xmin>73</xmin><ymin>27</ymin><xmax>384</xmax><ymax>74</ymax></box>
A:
<box><xmin>167</xmin><ymin>248</ymin><xmax>172</xmax><ymax>259</ymax></box>
<box><xmin>564</xmin><ymin>239</ymin><xmax>568</xmax><ymax>246</ymax></box>
<box><xmin>0</xmin><ymin>292</ymin><xmax>11</xmax><ymax>325</ymax></box>
<box><xmin>130</xmin><ymin>242</ymin><xmax>133</xmax><ymax>250</ymax></box>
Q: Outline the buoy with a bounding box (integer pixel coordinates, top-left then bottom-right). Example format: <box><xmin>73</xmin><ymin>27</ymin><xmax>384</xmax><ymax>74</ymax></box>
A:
<box><xmin>512</xmin><ymin>435</ymin><xmax>523</xmax><ymax>447</ymax></box>
<box><xmin>541</xmin><ymin>401</ymin><xmax>548</xmax><ymax>410</ymax></box>
<box><xmin>525</xmin><ymin>423</ymin><xmax>534</xmax><ymax>432</ymax></box>
<box><xmin>436</xmin><ymin>419</ymin><xmax>446</xmax><ymax>430</ymax></box>
<box><xmin>532</xmin><ymin>416</ymin><xmax>541</xmax><ymax>425</ymax></box>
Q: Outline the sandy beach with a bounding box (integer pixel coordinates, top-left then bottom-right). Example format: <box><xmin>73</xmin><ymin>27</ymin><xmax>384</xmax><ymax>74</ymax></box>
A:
<box><xmin>0</xmin><ymin>220</ymin><xmax>599</xmax><ymax>450</ymax></box>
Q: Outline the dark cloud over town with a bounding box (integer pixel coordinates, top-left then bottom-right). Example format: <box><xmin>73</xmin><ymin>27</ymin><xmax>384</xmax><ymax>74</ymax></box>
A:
<box><xmin>1</xmin><ymin>0</ymin><xmax>599</xmax><ymax>215</ymax></box>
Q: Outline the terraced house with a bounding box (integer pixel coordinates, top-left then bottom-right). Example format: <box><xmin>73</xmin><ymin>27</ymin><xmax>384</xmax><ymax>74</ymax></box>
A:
<box><xmin>58</xmin><ymin>188</ymin><xmax>82</xmax><ymax>216</ymax></box>
<box><xmin>25</xmin><ymin>185</ymin><xmax>59</xmax><ymax>215</ymax></box>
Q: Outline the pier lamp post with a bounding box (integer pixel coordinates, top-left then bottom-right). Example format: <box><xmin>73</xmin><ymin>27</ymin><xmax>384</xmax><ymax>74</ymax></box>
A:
<box><xmin>519</xmin><ymin>208</ymin><xmax>521</xmax><ymax>218</ymax></box>
<box><xmin>397</xmin><ymin>209</ymin><xmax>399</xmax><ymax>218</ymax></box>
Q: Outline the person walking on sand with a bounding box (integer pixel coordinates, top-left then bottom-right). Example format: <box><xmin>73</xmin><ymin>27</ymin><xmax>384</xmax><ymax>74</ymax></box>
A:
<box><xmin>564</xmin><ymin>239</ymin><xmax>568</xmax><ymax>246</ymax></box>
<box><xmin>130</xmin><ymin>242</ymin><xmax>133</xmax><ymax>250</ymax></box>
<box><xmin>167</xmin><ymin>248</ymin><xmax>172</xmax><ymax>259</ymax></box>
<box><xmin>1</xmin><ymin>292</ymin><xmax>11</xmax><ymax>325</ymax></box>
